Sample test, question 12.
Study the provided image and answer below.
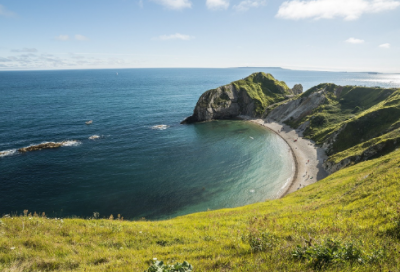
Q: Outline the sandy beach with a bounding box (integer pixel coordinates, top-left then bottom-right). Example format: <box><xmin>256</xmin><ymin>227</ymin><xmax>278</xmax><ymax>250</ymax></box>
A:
<box><xmin>240</xmin><ymin>116</ymin><xmax>328</xmax><ymax>197</ymax></box>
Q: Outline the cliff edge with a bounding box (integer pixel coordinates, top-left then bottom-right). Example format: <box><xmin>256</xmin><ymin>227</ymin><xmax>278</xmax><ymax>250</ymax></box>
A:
<box><xmin>181</xmin><ymin>72</ymin><xmax>301</xmax><ymax>123</ymax></box>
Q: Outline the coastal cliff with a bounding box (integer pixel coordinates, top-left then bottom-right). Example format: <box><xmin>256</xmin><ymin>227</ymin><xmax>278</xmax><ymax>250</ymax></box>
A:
<box><xmin>184</xmin><ymin>73</ymin><xmax>400</xmax><ymax>175</ymax></box>
<box><xmin>265</xmin><ymin>83</ymin><xmax>400</xmax><ymax>174</ymax></box>
<box><xmin>181</xmin><ymin>72</ymin><xmax>301</xmax><ymax>123</ymax></box>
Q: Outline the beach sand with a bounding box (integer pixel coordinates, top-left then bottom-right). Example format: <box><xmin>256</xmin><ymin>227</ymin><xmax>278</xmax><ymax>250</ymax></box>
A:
<box><xmin>241</xmin><ymin>117</ymin><xmax>329</xmax><ymax>197</ymax></box>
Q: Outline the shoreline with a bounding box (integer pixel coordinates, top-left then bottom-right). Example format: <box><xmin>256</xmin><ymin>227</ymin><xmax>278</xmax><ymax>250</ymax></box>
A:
<box><xmin>239</xmin><ymin>116</ymin><xmax>328</xmax><ymax>198</ymax></box>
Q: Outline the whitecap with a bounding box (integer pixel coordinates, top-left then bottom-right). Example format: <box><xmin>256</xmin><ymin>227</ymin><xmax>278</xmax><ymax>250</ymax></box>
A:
<box><xmin>0</xmin><ymin>149</ymin><xmax>17</xmax><ymax>157</ymax></box>
<box><xmin>249</xmin><ymin>189</ymin><xmax>255</xmax><ymax>193</ymax></box>
<box><xmin>89</xmin><ymin>135</ymin><xmax>100</xmax><ymax>140</ymax></box>
<box><xmin>152</xmin><ymin>125</ymin><xmax>169</xmax><ymax>130</ymax></box>
<box><xmin>61</xmin><ymin>140</ymin><xmax>81</xmax><ymax>147</ymax></box>
<box><xmin>249</xmin><ymin>136</ymin><xmax>254</xmax><ymax>139</ymax></box>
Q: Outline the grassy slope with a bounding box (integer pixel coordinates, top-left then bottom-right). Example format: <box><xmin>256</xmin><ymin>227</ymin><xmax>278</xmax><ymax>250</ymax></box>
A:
<box><xmin>232</xmin><ymin>72</ymin><xmax>291</xmax><ymax>115</ymax></box>
<box><xmin>288</xmin><ymin>85</ymin><xmax>400</xmax><ymax>162</ymax></box>
<box><xmin>2</xmin><ymin>149</ymin><xmax>400</xmax><ymax>271</ymax></box>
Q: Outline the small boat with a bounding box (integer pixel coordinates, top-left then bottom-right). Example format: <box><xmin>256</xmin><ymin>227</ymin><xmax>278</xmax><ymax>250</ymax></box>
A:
<box><xmin>85</xmin><ymin>120</ymin><xmax>93</xmax><ymax>125</ymax></box>
<box><xmin>250</xmin><ymin>136</ymin><xmax>254</xmax><ymax>139</ymax></box>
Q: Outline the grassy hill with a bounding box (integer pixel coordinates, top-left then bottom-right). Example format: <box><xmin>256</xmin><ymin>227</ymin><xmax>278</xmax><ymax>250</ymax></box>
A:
<box><xmin>2</xmin><ymin>148</ymin><xmax>400</xmax><ymax>271</ymax></box>
<box><xmin>282</xmin><ymin>84</ymin><xmax>400</xmax><ymax>171</ymax></box>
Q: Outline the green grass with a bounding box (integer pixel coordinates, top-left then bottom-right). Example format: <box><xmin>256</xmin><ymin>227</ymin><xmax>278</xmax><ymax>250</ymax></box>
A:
<box><xmin>231</xmin><ymin>72</ymin><xmax>292</xmax><ymax>115</ymax></box>
<box><xmin>286</xmin><ymin>85</ymin><xmax>400</xmax><ymax>157</ymax></box>
<box><xmin>327</xmin><ymin>127</ymin><xmax>400</xmax><ymax>164</ymax></box>
<box><xmin>2</xmin><ymin>148</ymin><xmax>400</xmax><ymax>271</ymax></box>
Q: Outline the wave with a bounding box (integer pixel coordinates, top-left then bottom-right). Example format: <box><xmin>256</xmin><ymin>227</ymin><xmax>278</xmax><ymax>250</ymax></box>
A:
<box><xmin>89</xmin><ymin>135</ymin><xmax>100</xmax><ymax>140</ymax></box>
<box><xmin>151</xmin><ymin>125</ymin><xmax>169</xmax><ymax>130</ymax></box>
<box><xmin>0</xmin><ymin>149</ymin><xmax>17</xmax><ymax>158</ymax></box>
<box><xmin>60</xmin><ymin>140</ymin><xmax>81</xmax><ymax>146</ymax></box>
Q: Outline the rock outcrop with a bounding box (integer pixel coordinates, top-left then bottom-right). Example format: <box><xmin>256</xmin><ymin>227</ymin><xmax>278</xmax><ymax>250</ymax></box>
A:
<box><xmin>181</xmin><ymin>72</ymin><xmax>297</xmax><ymax>124</ymax></box>
<box><xmin>18</xmin><ymin>142</ymin><xmax>66</xmax><ymax>153</ymax></box>
<box><xmin>291</xmin><ymin>84</ymin><xmax>303</xmax><ymax>95</ymax></box>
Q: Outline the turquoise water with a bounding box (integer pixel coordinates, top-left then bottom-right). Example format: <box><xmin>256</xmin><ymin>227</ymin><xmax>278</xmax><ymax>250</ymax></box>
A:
<box><xmin>1</xmin><ymin>68</ymin><xmax>399</xmax><ymax>219</ymax></box>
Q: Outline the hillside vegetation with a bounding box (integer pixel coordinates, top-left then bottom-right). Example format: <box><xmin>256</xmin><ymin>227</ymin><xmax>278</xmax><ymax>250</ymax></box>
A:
<box><xmin>2</xmin><ymin>148</ymin><xmax>400</xmax><ymax>271</ymax></box>
<box><xmin>281</xmin><ymin>84</ymin><xmax>400</xmax><ymax>171</ymax></box>
<box><xmin>231</xmin><ymin>72</ymin><xmax>292</xmax><ymax>115</ymax></box>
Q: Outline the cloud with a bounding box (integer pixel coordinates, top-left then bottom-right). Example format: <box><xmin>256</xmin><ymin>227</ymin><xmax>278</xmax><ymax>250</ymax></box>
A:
<box><xmin>345</xmin><ymin>37</ymin><xmax>365</xmax><ymax>44</ymax></box>
<box><xmin>233</xmin><ymin>0</ymin><xmax>266</xmax><ymax>11</ymax></box>
<box><xmin>139</xmin><ymin>0</ymin><xmax>144</xmax><ymax>7</ymax></box>
<box><xmin>75</xmin><ymin>34</ymin><xmax>89</xmax><ymax>41</ymax></box>
<box><xmin>0</xmin><ymin>53</ymin><xmax>135</xmax><ymax>70</ymax></box>
<box><xmin>55</xmin><ymin>35</ymin><xmax>70</xmax><ymax>41</ymax></box>
<box><xmin>151</xmin><ymin>0</ymin><xmax>192</xmax><ymax>9</ymax></box>
<box><xmin>0</xmin><ymin>4</ymin><xmax>15</xmax><ymax>17</ymax></box>
<box><xmin>206</xmin><ymin>0</ymin><xmax>230</xmax><ymax>10</ymax></box>
<box><xmin>379</xmin><ymin>43</ymin><xmax>391</xmax><ymax>48</ymax></box>
<box><xmin>276</xmin><ymin>0</ymin><xmax>400</xmax><ymax>20</ymax></box>
<box><xmin>11</xmin><ymin>48</ymin><xmax>38</xmax><ymax>53</ymax></box>
<box><xmin>154</xmin><ymin>33</ymin><xmax>195</xmax><ymax>40</ymax></box>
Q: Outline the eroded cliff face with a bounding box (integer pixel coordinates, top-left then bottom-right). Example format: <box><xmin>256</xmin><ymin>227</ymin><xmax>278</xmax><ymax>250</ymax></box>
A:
<box><xmin>181</xmin><ymin>84</ymin><xmax>255</xmax><ymax>123</ymax></box>
<box><xmin>181</xmin><ymin>72</ymin><xmax>300</xmax><ymax>124</ymax></box>
<box><xmin>266</xmin><ymin>89</ymin><xmax>326</xmax><ymax>123</ymax></box>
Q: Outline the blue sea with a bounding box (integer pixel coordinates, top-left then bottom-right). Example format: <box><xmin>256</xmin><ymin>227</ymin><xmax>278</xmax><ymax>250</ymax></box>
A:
<box><xmin>1</xmin><ymin>68</ymin><xmax>399</xmax><ymax>219</ymax></box>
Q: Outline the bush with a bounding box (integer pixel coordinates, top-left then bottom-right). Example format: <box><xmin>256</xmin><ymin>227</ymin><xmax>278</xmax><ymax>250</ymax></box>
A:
<box><xmin>292</xmin><ymin>238</ymin><xmax>368</xmax><ymax>270</ymax></box>
<box><xmin>311</xmin><ymin>115</ymin><xmax>327</xmax><ymax>127</ymax></box>
<box><xmin>145</xmin><ymin>260</ymin><xmax>193</xmax><ymax>272</ymax></box>
<box><xmin>242</xmin><ymin>231</ymin><xmax>278</xmax><ymax>252</ymax></box>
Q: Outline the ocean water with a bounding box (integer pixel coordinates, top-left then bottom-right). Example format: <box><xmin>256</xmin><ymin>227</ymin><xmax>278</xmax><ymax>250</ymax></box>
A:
<box><xmin>1</xmin><ymin>68</ymin><xmax>399</xmax><ymax>219</ymax></box>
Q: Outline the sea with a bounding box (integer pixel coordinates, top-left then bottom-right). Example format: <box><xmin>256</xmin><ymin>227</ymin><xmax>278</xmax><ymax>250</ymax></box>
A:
<box><xmin>1</xmin><ymin>68</ymin><xmax>399</xmax><ymax>219</ymax></box>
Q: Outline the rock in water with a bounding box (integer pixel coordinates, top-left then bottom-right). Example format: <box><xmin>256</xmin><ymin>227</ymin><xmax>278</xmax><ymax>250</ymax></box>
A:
<box><xmin>18</xmin><ymin>142</ymin><xmax>65</xmax><ymax>153</ymax></box>
<box><xmin>291</xmin><ymin>84</ymin><xmax>303</xmax><ymax>95</ymax></box>
<box><xmin>181</xmin><ymin>72</ymin><xmax>294</xmax><ymax>124</ymax></box>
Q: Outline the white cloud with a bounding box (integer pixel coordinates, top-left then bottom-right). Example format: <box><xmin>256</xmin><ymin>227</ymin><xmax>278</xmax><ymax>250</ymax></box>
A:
<box><xmin>11</xmin><ymin>48</ymin><xmax>38</xmax><ymax>53</ymax></box>
<box><xmin>151</xmin><ymin>0</ymin><xmax>192</xmax><ymax>9</ymax></box>
<box><xmin>276</xmin><ymin>0</ymin><xmax>400</xmax><ymax>20</ymax></box>
<box><xmin>379</xmin><ymin>43</ymin><xmax>391</xmax><ymax>48</ymax></box>
<box><xmin>345</xmin><ymin>37</ymin><xmax>365</xmax><ymax>44</ymax></box>
<box><xmin>55</xmin><ymin>35</ymin><xmax>70</xmax><ymax>41</ymax></box>
<box><xmin>0</xmin><ymin>4</ymin><xmax>15</xmax><ymax>17</ymax></box>
<box><xmin>75</xmin><ymin>34</ymin><xmax>89</xmax><ymax>41</ymax></box>
<box><xmin>233</xmin><ymin>0</ymin><xmax>266</xmax><ymax>11</ymax></box>
<box><xmin>138</xmin><ymin>0</ymin><xmax>144</xmax><ymax>7</ymax></box>
<box><xmin>206</xmin><ymin>0</ymin><xmax>230</xmax><ymax>10</ymax></box>
<box><xmin>154</xmin><ymin>33</ymin><xmax>195</xmax><ymax>40</ymax></box>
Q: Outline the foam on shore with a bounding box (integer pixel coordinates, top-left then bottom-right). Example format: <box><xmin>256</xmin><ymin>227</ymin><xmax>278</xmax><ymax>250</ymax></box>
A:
<box><xmin>0</xmin><ymin>149</ymin><xmax>17</xmax><ymax>158</ymax></box>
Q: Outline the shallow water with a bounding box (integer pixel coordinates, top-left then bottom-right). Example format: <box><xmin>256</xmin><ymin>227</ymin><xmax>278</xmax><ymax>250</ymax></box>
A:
<box><xmin>0</xmin><ymin>68</ymin><xmax>399</xmax><ymax>219</ymax></box>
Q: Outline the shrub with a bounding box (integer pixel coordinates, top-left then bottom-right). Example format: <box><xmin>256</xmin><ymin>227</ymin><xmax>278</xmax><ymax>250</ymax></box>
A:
<box><xmin>292</xmin><ymin>238</ymin><xmax>367</xmax><ymax>270</ymax></box>
<box><xmin>242</xmin><ymin>231</ymin><xmax>278</xmax><ymax>252</ymax></box>
<box><xmin>311</xmin><ymin>114</ymin><xmax>327</xmax><ymax>127</ymax></box>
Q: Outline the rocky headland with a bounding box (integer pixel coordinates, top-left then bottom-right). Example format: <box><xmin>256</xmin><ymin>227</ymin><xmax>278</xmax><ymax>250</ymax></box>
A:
<box><xmin>183</xmin><ymin>73</ymin><xmax>400</xmax><ymax>192</ymax></box>
<box><xmin>181</xmin><ymin>72</ymin><xmax>303</xmax><ymax>124</ymax></box>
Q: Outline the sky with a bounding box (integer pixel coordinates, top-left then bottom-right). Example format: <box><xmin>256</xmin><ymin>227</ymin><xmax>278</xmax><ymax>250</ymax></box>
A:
<box><xmin>0</xmin><ymin>0</ymin><xmax>399</xmax><ymax>72</ymax></box>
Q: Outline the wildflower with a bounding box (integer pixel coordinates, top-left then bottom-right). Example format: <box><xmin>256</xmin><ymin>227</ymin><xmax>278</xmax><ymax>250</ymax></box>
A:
<box><xmin>153</xmin><ymin>258</ymin><xmax>157</xmax><ymax>261</ymax></box>
<box><xmin>10</xmin><ymin>247</ymin><xmax>15</xmax><ymax>250</ymax></box>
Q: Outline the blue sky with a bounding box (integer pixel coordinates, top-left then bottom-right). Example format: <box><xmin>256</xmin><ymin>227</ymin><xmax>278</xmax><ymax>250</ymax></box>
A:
<box><xmin>1</xmin><ymin>0</ymin><xmax>399</xmax><ymax>72</ymax></box>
